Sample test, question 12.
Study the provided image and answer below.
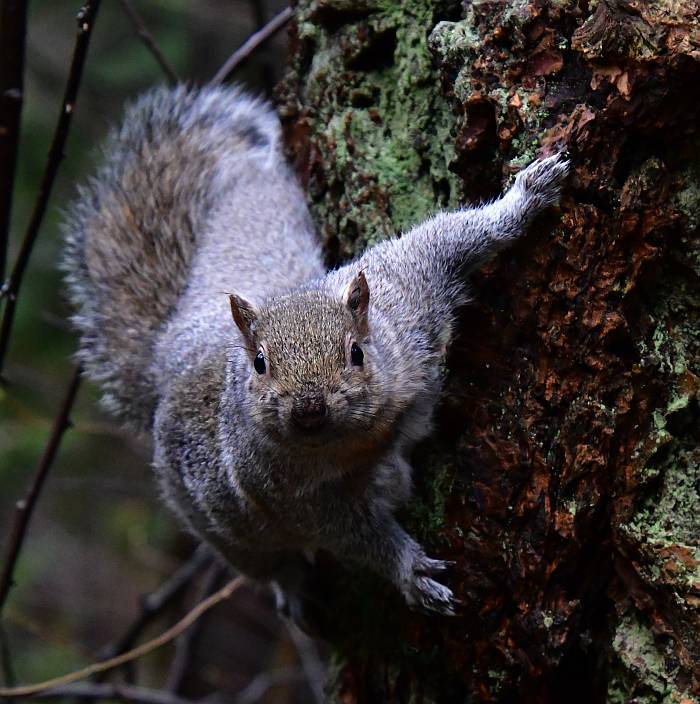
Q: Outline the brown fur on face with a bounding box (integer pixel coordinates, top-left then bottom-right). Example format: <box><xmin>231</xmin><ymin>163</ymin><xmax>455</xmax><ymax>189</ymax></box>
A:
<box><xmin>232</xmin><ymin>289</ymin><xmax>390</xmax><ymax>455</ymax></box>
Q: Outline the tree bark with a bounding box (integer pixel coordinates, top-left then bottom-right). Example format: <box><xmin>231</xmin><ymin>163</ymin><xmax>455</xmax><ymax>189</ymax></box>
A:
<box><xmin>279</xmin><ymin>1</ymin><xmax>700</xmax><ymax>701</ymax></box>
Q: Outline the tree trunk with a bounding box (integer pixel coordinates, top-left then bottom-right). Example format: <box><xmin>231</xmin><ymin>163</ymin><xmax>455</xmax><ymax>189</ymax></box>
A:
<box><xmin>279</xmin><ymin>1</ymin><xmax>700</xmax><ymax>701</ymax></box>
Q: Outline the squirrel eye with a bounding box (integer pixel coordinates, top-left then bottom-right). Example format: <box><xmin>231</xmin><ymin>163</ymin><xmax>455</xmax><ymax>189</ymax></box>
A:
<box><xmin>254</xmin><ymin>350</ymin><xmax>266</xmax><ymax>374</ymax></box>
<box><xmin>350</xmin><ymin>342</ymin><xmax>364</xmax><ymax>366</ymax></box>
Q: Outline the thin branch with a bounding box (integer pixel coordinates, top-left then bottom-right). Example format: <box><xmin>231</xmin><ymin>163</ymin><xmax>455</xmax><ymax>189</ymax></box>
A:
<box><xmin>210</xmin><ymin>6</ymin><xmax>293</xmax><ymax>86</ymax></box>
<box><xmin>165</xmin><ymin>564</ymin><xmax>223</xmax><ymax>693</ymax></box>
<box><xmin>117</xmin><ymin>0</ymin><xmax>178</xmax><ymax>84</ymax></box>
<box><xmin>0</xmin><ymin>624</ymin><xmax>17</xmax><ymax>689</ymax></box>
<box><xmin>95</xmin><ymin>547</ymin><xmax>212</xmax><ymax>682</ymax></box>
<box><xmin>0</xmin><ymin>0</ymin><xmax>100</xmax><ymax>377</ymax></box>
<box><xmin>24</xmin><ymin>670</ymin><xmax>305</xmax><ymax>704</ymax></box>
<box><xmin>0</xmin><ymin>0</ymin><xmax>29</xmax><ymax>284</ymax></box>
<box><xmin>234</xmin><ymin>667</ymin><xmax>304</xmax><ymax>704</ymax></box>
<box><xmin>287</xmin><ymin>624</ymin><xmax>325</xmax><ymax>704</ymax></box>
<box><xmin>0</xmin><ymin>577</ymin><xmax>244</xmax><ymax>698</ymax></box>
<box><xmin>24</xmin><ymin>682</ymin><xmax>195</xmax><ymax>704</ymax></box>
<box><xmin>0</xmin><ymin>365</ymin><xmax>82</xmax><ymax>613</ymax></box>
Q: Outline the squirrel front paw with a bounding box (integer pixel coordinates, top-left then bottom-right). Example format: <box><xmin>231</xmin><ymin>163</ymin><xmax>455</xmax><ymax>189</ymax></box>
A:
<box><xmin>400</xmin><ymin>552</ymin><xmax>458</xmax><ymax>616</ymax></box>
<box><xmin>514</xmin><ymin>152</ymin><xmax>570</xmax><ymax>209</ymax></box>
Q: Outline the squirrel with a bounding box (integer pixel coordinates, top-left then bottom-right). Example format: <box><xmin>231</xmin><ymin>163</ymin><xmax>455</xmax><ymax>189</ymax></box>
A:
<box><xmin>62</xmin><ymin>84</ymin><xmax>568</xmax><ymax>622</ymax></box>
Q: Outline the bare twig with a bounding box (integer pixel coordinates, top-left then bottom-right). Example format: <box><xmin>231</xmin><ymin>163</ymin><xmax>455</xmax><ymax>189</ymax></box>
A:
<box><xmin>234</xmin><ymin>667</ymin><xmax>304</xmax><ymax>704</ymax></box>
<box><xmin>287</xmin><ymin>624</ymin><xmax>325</xmax><ymax>704</ymax></box>
<box><xmin>0</xmin><ymin>624</ymin><xmax>16</xmax><ymax>688</ymax></box>
<box><xmin>23</xmin><ymin>682</ymin><xmax>195</xmax><ymax>704</ymax></box>
<box><xmin>21</xmin><ymin>670</ymin><xmax>305</xmax><ymax>704</ymax></box>
<box><xmin>0</xmin><ymin>577</ymin><xmax>244</xmax><ymax>698</ymax></box>
<box><xmin>165</xmin><ymin>564</ymin><xmax>224</xmax><ymax>693</ymax></box>
<box><xmin>0</xmin><ymin>0</ymin><xmax>28</xmax><ymax>284</ymax></box>
<box><xmin>210</xmin><ymin>6</ymin><xmax>293</xmax><ymax>86</ymax></box>
<box><xmin>0</xmin><ymin>365</ymin><xmax>82</xmax><ymax>613</ymax></box>
<box><xmin>117</xmin><ymin>0</ymin><xmax>178</xmax><ymax>84</ymax></box>
<box><xmin>96</xmin><ymin>547</ymin><xmax>212</xmax><ymax>682</ymax></box>
<box><xmin>0</xmin><ymin>0</ymin><xmax>100</xmax><ymax>377</ymax></box>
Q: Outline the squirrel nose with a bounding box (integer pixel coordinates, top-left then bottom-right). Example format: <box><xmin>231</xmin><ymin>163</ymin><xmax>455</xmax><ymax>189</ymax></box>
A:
<box><xmin>291</xmin><ymin>394</ymin><xmax>327</xmax><ymax>432</ymax></box>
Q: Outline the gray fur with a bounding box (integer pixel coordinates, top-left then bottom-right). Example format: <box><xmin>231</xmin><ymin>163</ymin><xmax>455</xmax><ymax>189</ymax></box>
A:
<box><xmin>62</xmin><ymin>84</ymin><xmax>291</xmax><ymax>430</ymax></box>
<box><xmin>63</xmin><ymin>85</ymin><xmax>568</xmax><ymax>618</ymax></box>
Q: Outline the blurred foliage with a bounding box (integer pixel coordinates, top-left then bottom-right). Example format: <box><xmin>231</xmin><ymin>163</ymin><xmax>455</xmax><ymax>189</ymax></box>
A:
<box><xmin>0</xmin><ymin>2</ymin><xmax>322</xmax><ymax>701</ymax></box>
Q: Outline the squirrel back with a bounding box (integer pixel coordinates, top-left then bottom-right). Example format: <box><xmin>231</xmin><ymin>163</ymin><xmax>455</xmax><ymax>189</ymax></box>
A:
<box><xmin>62</xmin><ymin>85</ymin><xmax>314</xmax><ymax>430</ymax></box>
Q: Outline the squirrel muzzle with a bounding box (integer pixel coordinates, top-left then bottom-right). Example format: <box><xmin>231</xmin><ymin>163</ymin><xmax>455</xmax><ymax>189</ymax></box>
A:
<box><xmin>291</xmin><ymin>392</ymin><xmax>328</xmax><ymax>433</ymax></box>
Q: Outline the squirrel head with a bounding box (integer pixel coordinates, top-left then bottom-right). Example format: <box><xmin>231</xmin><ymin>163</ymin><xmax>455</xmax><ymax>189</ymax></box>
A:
<box><xmin>229</xmin><ymin>272</ymin><xmax>393</xmax><ymax>455</ymax></box>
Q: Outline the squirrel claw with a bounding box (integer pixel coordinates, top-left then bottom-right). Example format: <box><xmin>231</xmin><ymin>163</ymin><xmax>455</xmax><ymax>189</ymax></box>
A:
<box><xmin>407</xmin><ymin>576</ymin><xmax>459</xmax><ymax>616</ymax></box>
<box><xmin>402</xmin><ymin>552</ymin><xmax>459</xmax><ymax>616</ymax></box>
<box><xmin>515</xmin><ymin>153</ymin><xmax>570</xmax><ymax>207</ymax></box>
<box><xmin>415</xmin><ymin>557</ymin><xmax>455</xmax><ymax>575</ymax></box>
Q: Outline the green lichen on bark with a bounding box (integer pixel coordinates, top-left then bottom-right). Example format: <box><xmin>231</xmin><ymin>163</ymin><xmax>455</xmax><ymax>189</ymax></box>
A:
<box><xmin>616</xmin><ymin>206</ymin><xmax>700</xmax><ymax>700</ymax></box>
<box><xmin>281</xmin><ymin>0</ymin><xmax>700</xmax><ymax>701</ymax></box>
<box><xmin>280</xmin><ymin>0</ymin><xmax>463</xmax><ymax>261</ymax></box>
<box><xmin>608</xmin><ymin>613</ymin><xmax>693</xmax><ymax>704</ymax></box>
<box><xmin>674</xmin><ymin>161</ymin><xmax>700</xmax><ymax>233</ymax></box>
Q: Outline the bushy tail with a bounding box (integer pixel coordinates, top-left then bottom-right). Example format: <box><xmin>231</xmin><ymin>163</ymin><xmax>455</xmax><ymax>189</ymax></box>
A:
<box><xmin>62</xmin><ymin>84</ymin><xmax>280</xmax><ymax>430</ymax></box>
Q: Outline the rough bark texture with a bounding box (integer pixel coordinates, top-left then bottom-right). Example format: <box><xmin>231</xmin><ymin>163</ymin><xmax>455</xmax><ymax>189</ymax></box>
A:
<box><xmin>278</xmin><ymin>1</ymin><xmax>700</xmax><ymax>702</ymax></box>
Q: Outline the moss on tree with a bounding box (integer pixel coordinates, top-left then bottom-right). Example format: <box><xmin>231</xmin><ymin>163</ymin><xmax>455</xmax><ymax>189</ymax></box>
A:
<box><xmin>280</xmin><ymin>1</ymin><xmax>700</xmax><ymax>701</ymax></box>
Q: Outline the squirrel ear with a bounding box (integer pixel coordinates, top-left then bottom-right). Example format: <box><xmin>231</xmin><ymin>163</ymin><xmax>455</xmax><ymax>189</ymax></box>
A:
<box><xmin>229</xmin><ymin>294</ymin><xmax>258</xmax><ymax>351</ymax></box>
<box><xmin>343</xmin><ymin>271</ymin><xmax>370</xmax><ymax>337</ymax></box>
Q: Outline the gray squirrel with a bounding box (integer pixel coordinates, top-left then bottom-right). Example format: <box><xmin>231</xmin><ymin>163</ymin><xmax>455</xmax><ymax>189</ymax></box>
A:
<box><xmin>62</xmin><ymin>85</ymin><xmax>568</xmax><ymax>620</ymax></box>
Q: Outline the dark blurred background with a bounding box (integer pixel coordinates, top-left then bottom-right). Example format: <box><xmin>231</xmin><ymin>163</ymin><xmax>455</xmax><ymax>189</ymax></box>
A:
<box><xmin>0</xmin><ymin>2</ymin><xmax>327</xmax><ymax>701</ymax></box>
